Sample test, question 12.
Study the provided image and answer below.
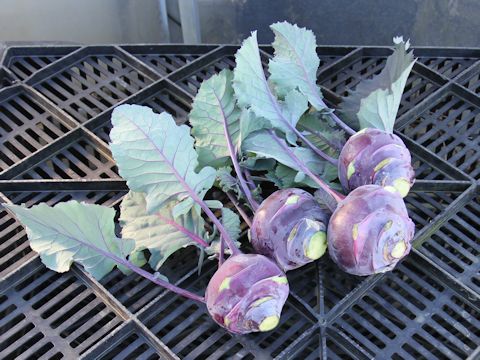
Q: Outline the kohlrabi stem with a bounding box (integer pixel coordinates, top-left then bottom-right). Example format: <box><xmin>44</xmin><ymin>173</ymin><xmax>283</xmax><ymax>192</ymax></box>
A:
<box><xmin>268</xmin><ymin>129</ymin><xmax>345</xmax><ymax>206</ymax></box>
<box><xmin>243</xmin><ymin>168</ymin><xmax>257</xmax><ymax>191</ymax></box>
<box><xmin>219</xmin><ymin>236</ymin><xmax>225</xmax><ymax>266</ymax></box>
<box><xmin>59</xmin><ymin>231</ymin><xmax>205</xmax><ymax>303</ymax></box>
<box><xmin>328</xmin><ymin>110</ymin><xmax>355</xmax><ymax>136</ymax></box>
<box><xmin>190</xmin><ymin>191</ymin><xmax>241</xmax><ymax>255</ymax></box>
<box><xmin>215</xmin><ymin>91</ymin><xmax>259</xmax><ymax>211</ymax></box>
<box><xmin>156</xmin><ymin>213</ymin><xmax>209</xmax><ymax>247</ymax></box>
<box><xmin>226</xmin><ymin>191</ymin><xmax>252</xmax><ymax>227</ymax></box>
<box><xmin>293</xmin><ymin>127</ymin><xmax>338</xmax><ymax>165</ymax></box>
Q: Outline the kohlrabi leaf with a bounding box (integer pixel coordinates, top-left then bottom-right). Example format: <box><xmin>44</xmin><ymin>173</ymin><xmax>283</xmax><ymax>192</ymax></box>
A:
<box><xmin>120</xmin><ymin>191</ymin><xmax>208</xmax><ymax>271</ymax></box>
<box><xmin>242</xmin><ymin>129</ymin><xmax>326</xmax><ymax>181</ymax></box>
<box><xmin>5</xmin><ymin>201</ymin><xmax>135</xmax><ymax>280</ymax></box>
<box><xmin>221</xmin><ymin>207</ymin><xmax>241</xmax><ymax>242</ymax></box>
<box><xmin>190</xmin><ymin>69</ymin><xmax>241</xmax><ymax>168</ymax></box>
<box><xmin>241</xmin><ymin>156</ymin><xmax>276</xmax><ymax>171</ymax></box>
<box><xmin>206</xmin><ymin>207</ymin><xmax>241</xmax><ymax>256</ymax></box>
<box><xmin>217</xmin><ymin>167</ymin><xmax>241</xmax><ymax>195</ymax></box>
<box><xmin>341</xmin><ymin>37</ymin><xmax>416</xmax><ymax>133</ymax></box>
<box><xmin>298</xmin><ymin>112</ymin><xmax>346</xmax><ymax>155</ymax></box>
<box><xmin>269</xmin><ymin>21</ymin><xmax>326</xmax><ymax>110</ymax></box>
<box><xmin>110</xmin><ymin>105</ymin><xmax>217</xmax><ymax>215</ymax></box>
<box><xmin>233</xmin><ymin>31</ymin><xmax>306</xmax><ymax>144</ymax></box>
<box><xmin>238</xmin><ymin>109</ymin><xmax>270</xmax><ymax>151</ymax></box>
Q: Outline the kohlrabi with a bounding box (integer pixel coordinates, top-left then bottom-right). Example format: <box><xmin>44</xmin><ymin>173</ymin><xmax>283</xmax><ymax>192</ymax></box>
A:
<box><xmin>250</xmin><ymin>189</ymin><xmax>329</xmax><ymax>271</ymax></box>
<box><xmin>206</xmin><ymin>253</ymin><xmax>289</xmax><ymax>334</ymax></box>
<box><xmin>338</xmin><ymin>128</ymin><xmax>414</xmax><ymax>197</ymax></box>
<box><xmin>339</xmin><ymin>37</ymin><xmax>416</xmax><ymax>197</ymax></box>
<box><xmin>327</xmin><ymin>185</ymin><xmax>415</xmax><ymax>275</ymax></box>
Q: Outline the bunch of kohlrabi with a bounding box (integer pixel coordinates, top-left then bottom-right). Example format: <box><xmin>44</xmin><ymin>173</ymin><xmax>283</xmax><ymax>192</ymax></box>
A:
<box><xmin>5</xmin><ymin>22</ymin><xmax>417</xmax><ymax>335</ymax></box>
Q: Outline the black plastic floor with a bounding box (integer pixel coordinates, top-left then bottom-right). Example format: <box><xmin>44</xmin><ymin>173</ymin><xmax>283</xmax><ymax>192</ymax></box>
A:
<box><xmin>0</xmin><ymin>44</ymin><xmax>478</xmax><ymax>360</ymax></box>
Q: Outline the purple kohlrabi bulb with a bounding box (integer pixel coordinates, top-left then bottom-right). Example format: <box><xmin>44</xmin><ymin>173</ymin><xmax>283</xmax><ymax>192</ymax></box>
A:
<box><xmin>328</xmin><ymin>185</ymin><xmax>415</xmax><ymax>276</ymax></box>
<box><xmin>250</xmin><ymin>188</ymin><xmax>329</xmax><ymax>272</ymax></box>
<box><xmin>338</xmin><ymin>128</ymin><xmax>415</xmax><ymax>197</ymax></box>
<box><xmin>205</xmin><ymin>254</ymin><xmax>289</xmax><ymax>334</ymax></box>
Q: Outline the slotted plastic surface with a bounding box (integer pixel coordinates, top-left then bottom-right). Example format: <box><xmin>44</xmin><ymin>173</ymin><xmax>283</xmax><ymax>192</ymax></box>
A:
<box><xmin>0</xmin><ymin>44</ymin><xmax>479</xmax><ymax>359</ymax></box>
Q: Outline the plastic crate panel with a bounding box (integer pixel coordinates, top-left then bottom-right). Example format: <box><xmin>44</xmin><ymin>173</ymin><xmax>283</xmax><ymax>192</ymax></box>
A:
<box><xmin>174</xmin><ymin>52</ymin><xmax>270</xmax><ymax>96</ymax></box>
<box><xmin>101</xmin><ymin>247</ymin><xmax>202</xmax><ymax>314</ymax></box>
<box><xmin>34</xmin><ymin>55</ymin><xmax>154</xmax><ymax>123</ymax></box>
<box><xmin>0</xmin><ymin>209</ymin><xmax>34</xmax><ymax>278</ymax></box>
<box><xmin>418</xmin><ymin>56</ymin><xmax>477</xmax><ymax>79</ymax></box>
<box><xmin>400</xmin><ymin>91</ymin><xmax>480</xmax><ymax>179</ymax></box>
<box><xmin>330</xmin><ymin>258</ymin><xmax>480</xmax><ymax>359</ymax></box>
<box><xmin>320</xmin><ymin>56</ymin><xmax>440</xmax><ymax>117</ymax></box>
<box><xmin>0</xmin><ymin>262</ymin><xmax>123</xmax><ymax>359</ymax></box>
<box><xmin>0</xmin><ymin>87</ymin><xmax>73</xmax><ymax>173</ymax></box>
<box><xmin>97</xmin><ymin>331</ymin><xmax>160</xmax><ymax>360</ymax></box>
<box><xmin>93</xmin><ymin>85</ymin><xmax>192</xmax><ymax>144</ymax></box>
<box><xmin>2</xmin><ymin>47</ymin><xmax>79</xmax><ymax>81</ymax></box>
<box><xmin>418</xmin><ymin>196</ymin><xmax>480</xmax><ymax>294</ymax></box>
<box><xmin>15</xmin><ymin>132</ymin><xmax>119</xmax><ymax>180</ymax></box>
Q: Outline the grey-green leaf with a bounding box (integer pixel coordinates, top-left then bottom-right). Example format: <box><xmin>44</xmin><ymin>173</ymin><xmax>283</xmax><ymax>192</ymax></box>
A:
<box><xmin>110</xmin><ymin>104</ymin><xmax>216</xmax><ymax>215</ymax></box>
<box><xmin>120</xmin><ymin>191</ymin><xmax>207</xmax><ymax>271</ymax></box>
<box><xmin>269</xmin><ymin>21</ymin><xmax>326</xmax><ymax>110</ymax></box>
<box><xmin>298</xmin><ymin>112</ymin><xmax>346</xmax><ymax>155</ymax></box>
<box><xmin>5</xmin><ymin>201</ymin><xmax>135</xmax><ymax>280</ymax></box>
<box><xmin>233</xmin><ymin>31</ymin><xmax>305</xmax><ymax>144</ymax></box>
<box><xmin>242</xmin><ymin>129</ymin><xmax>326</xmax><ymax>177</ymax></box>
<box><xmin>341</xmin><ymin>37</ymin><xmax>416</xmax><ymax>132</ymax></box>
<box><xmin>190</xmin><ymin>69</ymin><xmax>240</xmax><ymax>168</ymax></box>
<box><xmin>206</xmin><ymin>207</ymin><xmax>241</xmax><ymax>255</ymax></box>
<box><xmin>238</xmin><ymin>109</ymin><xmax>271</xmax><ymax>151</ymax></box>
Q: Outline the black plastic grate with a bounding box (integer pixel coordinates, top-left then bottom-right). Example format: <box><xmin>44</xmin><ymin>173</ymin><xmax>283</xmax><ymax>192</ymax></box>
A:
<box><xmin>400</xmin><ymin>88</ymin><xmax>480</xmax><ymax>179</ymax></box>
<box><xmin>418</xmin><ymin>196</ymin><xmax>480</xmax><ymax>294</ymax></box>
<box><xmin>2</xmin><ymin>46</ymin><xmax>79</xmax><ymax>81</ymax></box>
<box><xmin>0</xmin><ymin>260</ymin><xmax>124</xmax><ymax>359</ymax></box>
<box><xmin>29</xmin><ymin>50</ymin><xmax>157</xmax><ymax>123</ymax></box>
<box><xmin>329</xmin><ymin>257</ymin><xmax>480</xmax><ymax>359</ymax></box>
<box><xmin>0</xmin><ymin>86</ymin><xmax>74</xmax><ymax>173</ymax></box>
<box><xmin>0</xmin><ymin>44</ymin><xmax>479</xmax><ymax>359</ymax></box>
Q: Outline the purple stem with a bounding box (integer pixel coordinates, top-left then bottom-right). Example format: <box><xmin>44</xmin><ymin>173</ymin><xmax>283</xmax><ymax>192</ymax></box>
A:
<box><xmin>226</xmin><ymin>191</ymin><xmax>252</xmax><ymax>227</ymax></box>
<box><xmin>298</xmin><ymin>123</ymin><xmax>342</xmax><ymax>152</ymax></box>
<box><xmin>328</xmin><ymin>109</ymin><xmax>355</xmax><ymax>136</ymax></box>
<box><xmin>293</xmin><ymin>127</ymin><xmax>338</xmax><ymax>165</ymax></box>
<box><xmin>214</xmin><ymin>91</ymin><xmax>259</xmax><ymax>211</ymax></box>
<box><xmin>268</xmin><ymin>129</ymin><xmax>345</xmax><ymax>209</ymax></box>
<box><xmin>156</xmin><ymin>213</ymin><xmax>209</xmax><ymax>247</ymax></box>
<box><xmin>243</xmin><ymin>168</ymin><xmax>256</xmax><ymax>191</ymax></box>
<box><xmin>45</xmin><ymin>226</ymin><xmax>205</xmax><ymax>303</ymax></box>
<box><xmin>219</xmin><ymin>236</ymin><xmax>225</xmax><ymax>266</ymax></box>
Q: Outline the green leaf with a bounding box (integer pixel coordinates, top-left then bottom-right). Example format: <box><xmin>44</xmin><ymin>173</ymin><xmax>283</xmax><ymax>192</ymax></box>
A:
<box><xmin>5</xmin><ymin>201</ymin><xmax>135</xmax><ymax>280</ymax></box>
<box><xmin>206</xmin><ymin>207</ymin><xmax>241</xmax><ymax>255</ymax></box>
<box><xmin>341</xmin><ymin>37</ymin><xmax>416</xmax><ymax>132</ymax></box>
<box><xmin>242</xmin><ymin>129</ymin><xmax>326</xmax><ymax>177</ymax></box>
<box><xmin>238</xmin><ymin>109</ymin><xmax>271</xmax><ymax>151</ymax></box>
<box><xmin>110</xmin><ymin>105</ymin><xmax>217</xmax><ymax>215</ymax></box>
<box><xmin>233</xmin><ymin>31</ymin><xmax>307</xmax><ymax>144</ymax></box>
<box><xmin>298</xmin><ymin>112</ymin><xmax>346</xmax><ymax>155</ymax></box>
<box><xmin>120</xmin><ymin>191</ymin><xmax>207</xmax><ymax>271</ymax></box>
<box><xmin>221</xmin><ymin>207</ymin><xmax>241</xmax><ymax>242</ymax></box>
<box><xmin>190</xmin><ymin>69</ymin><xmax>241</xmax><ymax>168</ymax></box>
<box><xmin>241</xmin><ymin>156</ymin><xmax>276</xmax><ymax>171</ymax></box>
<box><xmin>205</xmin><ymin>200</ymin><xmax>223</xmax><ymax>209</ymax></box>
<box><xmin>268</xmin><ymin>21</ymin><xmax>325</xmax><ymax>110</ymax></box>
